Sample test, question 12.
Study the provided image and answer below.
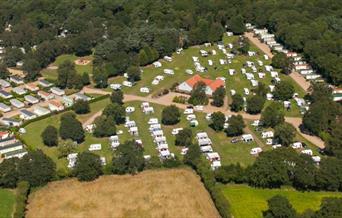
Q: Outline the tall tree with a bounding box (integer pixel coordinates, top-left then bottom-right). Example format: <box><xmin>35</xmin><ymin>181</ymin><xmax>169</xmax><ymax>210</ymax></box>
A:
<box><xmin>59</xmin><ymin>112</ymin><xmax>85</xmax><ymax>143</ymax></box>
<box><xmin>263</xmin><ymin>195</ymin><xmax>297</xmax><ymax>218</ymax></box>
<box><xmin>211</xmin><ymin>86</ymin><xmax>226</xmax><ymax>107</ymax></box>
<box><xmin>41</xmin><ymin>125</ymin><xmax>58</xmax><ymax>147</ymax></box>
<box><xmin>261</xmin><ymin>103</ymin><xmax>285</xmax><ymax>128</ymax></box>
<box><xmin>74</xmin><ymin>152</ymin><xmax>102</xmax><ymax>181</ymax></box>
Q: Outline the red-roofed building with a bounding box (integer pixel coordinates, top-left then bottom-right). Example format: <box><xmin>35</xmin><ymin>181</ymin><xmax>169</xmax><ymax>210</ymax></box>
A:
<box><xmin>0</xmin><ymin>131</ymin><xmax>10</xmax><ymax>140</ymax></box>
<box><xmin>177</xmin><ymin>74</ymin><xmax>225</xmax><ymax>96</ymax></box>
<box><xmin>48</xmin><ymin>100</ymin><xmax>65</xmax><ymax>111</ymax></box>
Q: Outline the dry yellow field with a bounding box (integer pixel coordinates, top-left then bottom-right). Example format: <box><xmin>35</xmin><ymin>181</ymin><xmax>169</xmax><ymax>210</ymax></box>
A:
<box><xmin>26</xmin><ymin>168</ymin><xmax>219</xmax><ymax>218</ymax></box>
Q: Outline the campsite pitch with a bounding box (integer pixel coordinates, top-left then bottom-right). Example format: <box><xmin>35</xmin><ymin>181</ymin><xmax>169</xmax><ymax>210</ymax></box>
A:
<box><xmin>26</xmin><ymin>168</ymin><xmax>220</xmax><ymax>218</ymax></box>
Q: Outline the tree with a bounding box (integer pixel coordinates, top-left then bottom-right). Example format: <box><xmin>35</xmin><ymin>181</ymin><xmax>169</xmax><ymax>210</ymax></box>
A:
<box><xmin>57</xmin><ymin>140</ymin><xmax>77</xmax><ymax>158</ymax></box>
<box><xmin>17</xmin><ymin>150</ymin><xmax>56</xmax><ymax>187</ymax></box>
<box><xmin>0</xmin><ymin>158</ymin><xmax>19</xmax><ymax>188</ymax></box>
<box><xmin>211</xmin><ymin>86</ymin><xmax>226</xmax><ymax>107</ymax></box>
<box><xmin>59</xmin><ymin>112</ymin><xmax>85</xmax><ymax>143</ymax></box>
<box><xmin>74</xmin><ymin>152</ymin><xmax>102</xmax><ymax>181</ymax></box>
<box><xmin>183</xmin><ymin>144</ymin><xmax>201</xmax><ymax>167</ymax></box>
<box><xmin>41</xmin><ymin>125</ymin><xmax>58</xmax><ymax>147</ymax></box>
<box><xmin>23</xmin><ymin>58</ymin><xmax>40</xmax><ymax>81</ymax></box>
<box><xmin>225</xmin><ymin>115</ymin><xmax>245</xmax><ymax>136</ymax></box>
<box><xmin>0</xmin><ymin>64</ymin><xmax>9</xmax><ymax>79</ymax></box>
<box><xmin>326</xmin><ymin>122</ymin><xmax>342</xmax><ymax>158</ymax></box>
<box><xmin>272</xmin><ymin>53</ymin><xmax>291</xmax><ymax>74</ymax></box>
<box><xmin>215</xmin><ymin>164</ymin><xmax>245</xmax><ymax>184</ymax></box>
<box><xmin>210</xmin><ymin>112</ymin><xmax>226</xmax><ymax>131</ymax></box>
<box><xmin>274</xmin><ymin>123</ymin><xmax>296</xmax><ymax>146</ymax></box>
<box><xmin>229</xmin><ymin>15</ymin><xmax>246</xmax><ymax>34</ymax></box>
<box><xmin>102</xmin><ymin>103</ymin><xmax>125</xmax><ymax>124</ymax></box>
<box><xmin>188</xmin><ymin>81</ymin><xmax>208</xmax><ymax>106</ymax></box>
<box><xmin>175</xmin><ymin>128</ymin><xmax>193</xmax><ymax>146</ymax></box>
<box><xmin>110</xmin><ymin>89</ymin><xmax>124</xmax><ymax>105</ymax></box>
<box><xmin>93</xmin><ymin>69</ymin><xmax>108</xmax><ymax>88</ymax></box>
<box><xmin>254</xmin><ymin>82</ymin><xmax>268</xmax><ymax>98</ymax></box>
<box><xmin>261</xmin><ymin>103</ymin><xmax>285</xmax><ymax>128</ymax></box>
<box><xmin>57</xmin><ymin>60</ymin><xmax>77</xmax><ymax>89</ymax></box>
<box><xmin>112</xmin><ymin>140</ymin><xmax>145</xmax><ymax>174</ymax></box>
<box><xmin>138</xmin><ymin>49</ymin><xmax>149</xmax><ymax>66</ymax></box>
<box><xmin>93</xmin><ymin>115</ymin><xmax>116</xmax><ymax>137</ymax></box>
<box><xmin>162</xmin><ymin>105</ymin><xmax>181</xmax><ymax>125</ymax></box>
<box><xmin>247</xmin><ymin>95</ymin><xmax>265</xmax><ymax>114</ymax></box>
<box><xmin>73</xmin><ymin>100</ymin><xmax>90</xmax><ymax>114</ymax></box>
<box><xmin>315</xmin><ymin>158</ymin><xmax>342</xmax><ymax>191</ymax></box>
<box><xmin>81</xmin><ymin>72</ymin><xmax>90</xmax><ymax>85</ymax></box>
<box><xmin>263</xmin><ymin>195</ymin><xmax>297</xmax><ymax>218</ymax></box>
<box><xmin>127</xmin><ymin>65</ymin><xmax>141</xmax><ymax>82</ymax></box>
<box><xmin>313</xmin><ymin>198</ymin><xmax>342</xmax><ymax>218</ymax></box>
<box><xmin>3</xmin><ymin>48</ymin><xmax>23</xmax><ymax>67</ymax></box>
<box><xmin>273</xmin><ymin>81</ymin><xmax>295</xmax><ymax>101</ymax></box>
<box><xmin>230</xmin><ymin>94</ymin><xmax>244</xmax><ymax>112</ymax></box>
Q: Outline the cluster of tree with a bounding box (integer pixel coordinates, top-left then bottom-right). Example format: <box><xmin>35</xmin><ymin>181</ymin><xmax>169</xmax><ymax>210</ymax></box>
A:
<box><xmin>57</xmin><ymin>60</ymin><xmax>86</xmax><ymax>90</ymax></box>
<box><xmin>302</xmin><ymin>84</ymin><xmax>341</xmax><ymax>157</ymax></box>
<box><xmin>215</xmin><ymin>148</ymin><xmax>342</xmax><ymax>192</ymax></box>
<box><xmin>188</xmin><ymin>82</ymin><xmax>209</xmax><ymax>106</ymax></box>
<box><xmin>0</xmin><ymin>150</ymin><xmax>55</xmax><ymax>188</ymax></box>
<box><xmin>271</xmin><ymin>53</ymin><xmax>291</xmax><ymax>75</ymax></box>
<box><xmin>208</xmin><ymin>112</ymin><xmax>246</xmax><ymax>137</ymax></box>
<box><xmin>263</xmin><ymin>195</ymin><xmax>342</xmax><ymax>218</ymax></box>
<box><xmin>73</xmin><ymin>100</ymin><xmax>90</xmax><ymax>114</ymax></box>
<box><xmin>161</xmin><ymin>105</ymin><xmax>181</xmax><ymax>125</ymax></box>
<box><xmin>211</xmin><ymin>86</ymin><xmax>226</xmax><ymax>107</ymax></box>
<box><xmin>59</xmin><ymin>112</ymin><xmax>85</xmax><ymax>143</ymax></box>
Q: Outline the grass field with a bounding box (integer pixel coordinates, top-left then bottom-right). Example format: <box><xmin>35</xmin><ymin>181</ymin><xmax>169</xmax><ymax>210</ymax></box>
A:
<box><xmin>0</xmin><ymin>189</ymin><xmax>16</xmax><ymax>218</ymax></box>
<box><xmin>26</xmin><ymin>168</ymin><xmax>219</xmax><ymax>218</ymax></box>
<box><xmin>222</xmin><ymin>184</ymin><xmax>342</xmax><ymax>218</ymax></box>
<box><xmin>41</xmin><ymin>54</ymin><xmax>93</xmax><ymax>81</ymax></box>
<box><xmin>105</xmin><ymin>35</ymin><xmax>304</xmax><ymax>116</ymax></box>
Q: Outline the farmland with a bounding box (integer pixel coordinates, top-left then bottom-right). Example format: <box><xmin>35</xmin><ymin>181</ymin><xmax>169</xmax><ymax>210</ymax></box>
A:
<box><xmin>0</xmin><ymin>189</ymin><xmax>16</xmax><ymax>218</ymax></box>
<box><xmin>222</xmin><ymin>184</ymin><xmax>342</xmax><ymax>218</ymax></box>
<box><xmin>26</xmin><ymin>168</ymin><xmax>219</xmax><ymax>218</ymax></box>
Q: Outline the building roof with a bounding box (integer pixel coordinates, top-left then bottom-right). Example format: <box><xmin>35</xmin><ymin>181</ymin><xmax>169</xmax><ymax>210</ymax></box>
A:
<box><xmin>0</xmin><ymin>141</ymin><xmax>23</xmax><ymax>151</ymax></box>
<box><xmin>0</xmin><ymin>89</ymin><xmax>11</xmax><ymax>97</ymax></box>
<box><xmin>4</xmin><ymin>148</ymin><xmax>27</xmax><ymax>157</ymax></box>
<box><xmin>184</xmin><ymin>75</ymin><xmax>225</xmax><ymax>91</ymax></box>
<box><xmin>49</xmin><ymin>100</ymin><xmax>63</xmax><ymax>107</ymax></box>
<box><xmin>20</xmin><ymin>109</ymin><xmax>35</xmax><ymax>117</ymax></box>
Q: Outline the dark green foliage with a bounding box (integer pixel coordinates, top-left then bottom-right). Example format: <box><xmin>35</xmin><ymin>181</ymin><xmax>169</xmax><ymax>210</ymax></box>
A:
<box><xmin>17</xmin><ymin>150</ymin><xmax>56</xmax><ymax>187</ymax></box>
<box><xmin>188</xmin><ymin>81</ymin><xmax>209</xmax><ymax>106</ymax></box>
<box><xmin>175</xmin><ymin>128</ymin><xmax>193</xmax><ymax>147</ymax></box>
<box><xmin>254</xmin><ymin>82</ymin><xmax>268</xmax><ymax>98</ymax></box>
<box><xmin>81</xmin><ymin>72</ymin><xmax>90</xmax><ymax>85</ymax></box>
<box><xmin>127</xmin><ymin>65</ymin><xmax>141</xmax><ymax>82</ymax></box>
<box><xmin>229</xmin><ymin>15</ymin><xmax>245</xmax><ymax>34</ymax></box>
<box><xmin>183</xmin><ymin>144</ymin><xmax>201</xmax><ymax>167</ymax></box>
<box><xmin>57</xmin><ymin>140</ymin><xmax>77</xmax><ymax>159</ymax></box>
<box><xmin>41</xmin><ymin>125</ymin><xmax>58</xmax><ymax>147</ymax></box>
<box><xmin>3</xmin><ymin>48</ymin><xmax>23</xmax><ymax>67</ymax></box>
<box><xmin>0</xmin><ymin>63</ymin><xmax>10</xmax><ymax>79</ymax></box>
<box><xmin>272</xmin><ymin>53</ymin><xmax>291</xmax><ymax>74</ymax></box>
<box><xmin>247</xmin><ymin>95</ymin><xmax>265</xmax><ymax>114</ymax></box>
<box><xmin>103</xmin><ymin>103</ymin><xmax>125</xmax><ymax>124</ymax></box>
<box><xmin>138</xmin><ymin>46</ymin><xmax>159</xmax><ymax>66</ymax></box>
<box><xmin>225</xmin><ymin>115</ymin><xmax>245</xmax><ymax>136</ymax></box>
<box><xmin>57</xmin><ymin>60</ymin><xmax>81</xmax><ymax>89</ymax></box>
<box><xmin>112</xmin><ymin>140</ymin><xmax>145</xmax><ymax>175</ymax></box>
<box><xmin>73</xmin><ymin>100</ymin><xmax>90</xmax><ymax>114</ymax></box>
<box><xmin>162</xmin><ymin>156</ymin><xmax>182</xmax><ymax>168</ymax></box>
<box><xmin>110</xmin><ymin>89</ymin><xmax>124</xmax><ymax>105</ymax></box>
<box><xmin>74</xmin><ymin>152</ymin><xmax>103</xmax><ymax>181</ymax></box>
<box><xmin>0</xmin><ymin>158</ymin><xmax>19</xmax><ymax>188</ymax></box>
<box><xmin>13</xmin><ymin>181</ymin><xmax>30</xmax><ymax>218</ymax></box>
<box><xmin>230</xmin><ymin>94</ymin><xmax>244</xmax><ymax>112</ymax></box>
<box><xmin>210</xmin><ymin>111</ymin><xmax>226</xmax><ymax>131</ymax></box>
<box><xmin>161</xmin><ymin>105</ymin><xmax>181</xmax><ymax>125</ymax></box>
<box><xmin>261</xmin><ymin>102</ymin><xmax>285</xmax><ymax>128</ymax></box>
<box><xmin>273</xmin><ymin>81</ymin><xmax>295</xmax><ymax>101</ymax></box>
<box><xmin>22</xmin><ymin>58</ymin><xmax>40</xmax><ymax>81</ymax></box>
<box><xmin>93</xmin><ymin>68</ymin><xmax>108</xmax><ymax>88</ymax></box>
<box><xmin>59</xmin><ymin>112</ymin><xmax>85</xmax><ymax>143</ymax></box>
<box><xmin>274</xmin><ymin>123</ymin><xmax>296</xmax><ymax>146</ymax></box>
<box><xmin>313</xmin><ymin>198</ymin><xmax>342</xmax><ymax>218</ymax></box>
<box><xmin>263</xmin><ymin>195</ymin><xmax>297</xmax><ymax>218</ymax></box>
<box><xmin>93</xmin><ymin>115</ymin><xmax>116</xmax><ymax>137</ymax></box>
<box><xmin>211</xmin><ymin>86</ymin><xmax>226</xmax><ymax>107</ymax></box>
<box><xmin>215</xmin><ymin>164</ymin><xmax>245</xmax><ymax>184</ymax></box>
<box><xmin>315</xmin><ymin>158</ymin><xmax>342</xmax><ymax>192</ymax></box>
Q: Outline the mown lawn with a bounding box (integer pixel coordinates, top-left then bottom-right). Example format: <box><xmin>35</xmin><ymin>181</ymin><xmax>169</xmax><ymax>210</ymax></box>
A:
<box><xmin>222</xmin><ymin>184</ymin><xmax>342</xmax><ymax>218</ymax></box>
<box><xmin>0</xmin><ymin>189</ymin><xmax>16</xmax><ymax>218</ymax></box>
<box><xmin>105</xmin><ymin>34</ymin><xmax>304</xmax><ymax>116</ymax></box>
<box><xmin>21</xmin><ymin>99</ymin><xmax>263</xmax><ymax>171</ymax></box>
<box><xmin>41</xmin><ymin>54</ymin><xmax>93</xmax><ymax>81</ymax></box>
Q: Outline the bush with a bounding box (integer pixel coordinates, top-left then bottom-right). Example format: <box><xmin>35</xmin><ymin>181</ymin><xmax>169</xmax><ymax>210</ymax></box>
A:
<box><xmin>74</xmin><ymin>152</ymin><xmax>103</xmax><ymax>181</ymax></box>
<box><xmin>247</xmin><ymin>95</ymin><xmax>265</xmax><ymax>114</ymax></box>
<box><xmin>41</xmin><ymin>125</ymin><xmax>58</xmax><ymax>147</ymax></box>
<box><xmin>13</xmin><ymin>181</ymin><xmax>30</xmax><ymax>218</ymax></box>
<box><xmin>173</xmin><ymin>96</ymin><xmax>188</xmax><ymax>104</ymax></box>
<box><xmin>161</xmin><ymin>105</ymin><xmax>181</xmax><ymax>125</ymax></box>
<box><xmin>175</xmin><ymin>128</ymin><xmax>193</xmax><ymax>146</ymax></box>
<box><xmin>73</xmin><ymin>100</ymin><xmax>90</xmax><ymax>114</ymax></box>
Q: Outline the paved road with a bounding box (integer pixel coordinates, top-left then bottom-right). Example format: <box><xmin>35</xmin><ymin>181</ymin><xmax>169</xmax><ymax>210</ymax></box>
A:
<box><xmin>82</xmin><ymin>87</ymin><xmax>325</xmax><ymax>148</ymax></box>
<box><xmin>244</xmin><ymin>32</ymin><xmax>311</xmax><ymax>91</ymax></box>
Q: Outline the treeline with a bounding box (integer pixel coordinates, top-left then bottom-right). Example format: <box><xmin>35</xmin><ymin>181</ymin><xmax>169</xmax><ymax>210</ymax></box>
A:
<box><xmin>215</xmin><ymin>148</ymin><xmax>342</xmax><ymax>192</ymax></box>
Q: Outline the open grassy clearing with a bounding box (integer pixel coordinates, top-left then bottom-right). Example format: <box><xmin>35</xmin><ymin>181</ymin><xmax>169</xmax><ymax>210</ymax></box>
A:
<box><xmin>26</xmin><ymin>168</ymin><xmax>219</xmax><ymax>218</ymax></box>
<box><xmin>21</xmin><ymin>97</ymin><xmax>262</xmax><ymax>171</ymax></box>
<box><xmin>247</xmin><ymin>121</ymin><xmax>321</xmax><ymax>156</ymax></box>
<box><xmin>0</xmin><ymin>189</ymin><xmax>16</xmax><ymax>218</ymax></box>
<box><xmin>41</xmin><ymin>54</ymin><xmax>93</xmax><ymax>81</ymax></box>
<box><xmin>222</xmin><ymin>184</ymin><xmax>342</xmax><ymax>218</ymax></box>
<box><xmin>107</xmin><ymin>35</ymin><xmax>304</xmax><ymax>116</ymax></box>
